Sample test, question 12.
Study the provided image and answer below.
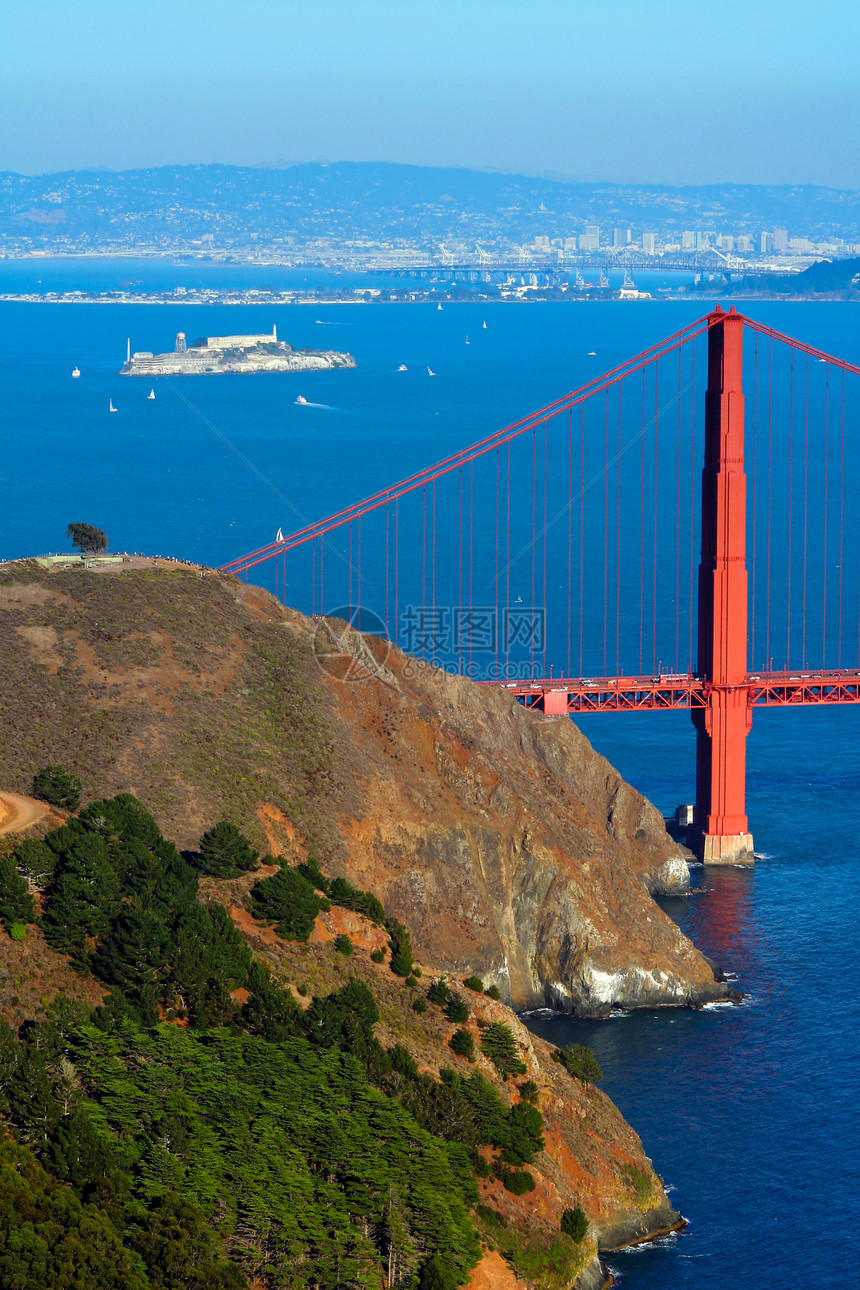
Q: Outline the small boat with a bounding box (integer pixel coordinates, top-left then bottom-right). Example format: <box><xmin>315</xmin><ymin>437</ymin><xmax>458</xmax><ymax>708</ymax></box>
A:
<box><xmin>276</xmin><ymin>527</ymin><xmax>284</xmax><ymax>542</ymax></box>
<box><xmin>465</xmin><ymin>336</ymin><xmax>470</xmax><ymax>345</ymax></box>
<box><xmin>398</xmin><ymin>364</ymin><xmax>408</xmax><ymax>372</ymax></box>
<box><xmin>71</xmin><ymin>366</ymin><xmax>80</xmax><ymax>378</ymax></box>
<box><xmin>147</xmin><ymin>388</ymin><xmax>155</xmax><ymax>400</ymax></box>
<box><xmin>427</xmin><ymin>367</ymin><xmax>435</xmax><ymax>376</ymax></box>
<box><xmin>588</xmin><ymin>351</ymin><xmax>596</xmax><ymax>356</ymax></box>
<box><xmin>437</xmin><ymin>303</ymin><xmax>443</xmax><ymax>311</ymax></box>
<box><xmin>482</xmin><ymin>321</ymin><xmax>487</xmax><ymax>329</ymax></box>
<box><xmin>109</xmin><ymin>399</ymin><xmax>117</xmax><ymax>412</ymax></box>
<box><xmin>295</xmin><ymin>395</ymin><xmax>308</xmax><ymax>405</ymax></box>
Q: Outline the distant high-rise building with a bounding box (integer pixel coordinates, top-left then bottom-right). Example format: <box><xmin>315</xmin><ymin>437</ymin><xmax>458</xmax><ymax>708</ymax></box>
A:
<box><xmin>717</xmin><ymin>234</ymin><xmax>735</xmax><ymax>252</ymax></box>
<box><xmin>682</xmin><ymin>231</ymin><xmax>696</xmax><ymax>251</ymax></box>
<box><xmin>736</xmin><ymin>235</ymin><xmax>753</xmax><ymax>253</ymax></box>
<box><xmin>579</xmin><ymin>225</ymin><xmax>600</xmax><ymax>252</ymax></box>
<box><xmin>563</xmin><ymin>237</ymin><xmax>577</xmax><ymax>250</ymax></box>
<box><xmin>642</xmin><ymin>231</ymin><xmax>657</xmax><ymax>255</ymax></box>
<box><xmin>773</xmin><ymin>228</ymin><xmax>789</xmax><ymax>254</ymax></box>
<box><xmin>760</xmin><ymin>231</ymin><xmax>774</xmax><ymax>254</ymax></box>
<box><xmin>533</xmin><ymin>235</ymin><xmax>550</xmax><ymax>250</ymax></box>
<box><xmin>612</xmin><ymin>227</ymin><xmax>631</xmax><ymax>248</ymax></box>
<box><xmin>696</xmin><ymin>232</ymin><xmax>710</xmax><ymax>251</ymax></box>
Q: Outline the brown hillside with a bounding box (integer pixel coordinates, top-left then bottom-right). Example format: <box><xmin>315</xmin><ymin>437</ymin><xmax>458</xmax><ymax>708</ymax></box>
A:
<box><xmin>0</xmin><ymin>560</ymin><xmax>727</xmax><ymax>1014</ymax></box>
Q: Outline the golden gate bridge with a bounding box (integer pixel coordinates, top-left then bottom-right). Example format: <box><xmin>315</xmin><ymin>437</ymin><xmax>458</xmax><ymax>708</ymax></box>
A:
<box><xmin>221</xmin><ymin>308</ymin><xmax>860</xmax><ymax>867</ymax></box>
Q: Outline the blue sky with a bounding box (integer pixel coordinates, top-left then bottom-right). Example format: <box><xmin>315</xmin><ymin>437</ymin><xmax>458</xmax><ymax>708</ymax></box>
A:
<box><xmin>2</xmin><ymin>0</ymin><xmax>858</xmax><ymax>185</ymax></box>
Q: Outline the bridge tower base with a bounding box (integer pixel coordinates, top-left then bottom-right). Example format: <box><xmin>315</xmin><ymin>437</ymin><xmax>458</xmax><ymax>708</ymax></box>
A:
<box><xmin>690</xmin><ymin>308</ymin><xmax>754</xmax><ymax>865</ymax></box>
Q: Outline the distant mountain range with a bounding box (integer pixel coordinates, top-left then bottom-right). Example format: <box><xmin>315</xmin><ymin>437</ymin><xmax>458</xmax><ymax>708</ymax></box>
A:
<box><xmin>2</xmin><ymin>162</ymin><xmax>860</xmax><ymax>252</ymax></box>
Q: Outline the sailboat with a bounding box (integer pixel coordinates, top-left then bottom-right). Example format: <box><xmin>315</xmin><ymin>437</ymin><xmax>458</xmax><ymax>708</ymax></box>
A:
<box><xmin>465</xmin><ymin>335</ymin><xmax>470</xmax><ymax>345</ymax></box>
<box><xmin>147</xmin><ymin>388</ymin><xmax>155</xmax><ymax>400</ymax></box>
<box><xmin>482</xmin><ymin>321</ymin><xmax>487</xmax><ymax>329</ymax></box>
<box><xmin>109</xmin><ymin>399</ymin><xmax>117</xmax><ymax>412</ymax></box>
<box><xmin>71</xmin><ymin>366</ymin><xmax>80</xmax><ymax>378</ymax></box>
<box><xmin>437</xmin><ymin>303</ymin><xmax>443</xmax><ymax>311</ymax></box>
<box><xmin>276</xmin><ymin>528</ymin><xmax>284</xmax><ymax>542</ymax></box>
<box><xmin>427</xmin><ymin>367</ymin><xmax>435</xmax><ymax>376</ymax></box>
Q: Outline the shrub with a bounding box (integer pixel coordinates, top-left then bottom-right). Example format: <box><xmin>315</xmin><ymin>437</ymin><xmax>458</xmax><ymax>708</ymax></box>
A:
<box><xmin>445</xmin><ymin>994</ymin><xmax>469</xmax><ymax>1024</ymax></box>
<box><xmin>196</xmin><ymin>822</ymin><xmax>259</xmax><ymax>878</ymax></box>
<box><xmin>387</xmin><ymin>920</ymin><xmax>414</xmax><ymax>977</ymax></box>
<box><xmin>480</xmin><ymin>1022</ymin><xmax>527</xmax><ymax>1078</ymax></box>
<box><xmin>427</xmin><ymin>978</ymin><xmax>452</xmax><ymax>1006</ymax></box>
<box><xmin>334</xmin><ymin>934</ymin><xmax>353</xmax><ymax>956</ymax></box>
<box><xmin>370</xmin><ymin>947</ymin><xmax>386</xmax><ymax>963</ymax></box>
<box><xmin>554</xmin><ymin>1043</ymin><xmax>603</xmax><ymax>1084</ymax></box>
<box><xmin>328</xmin><ymin>875</ymin><xmax>385</xmax><ymax>926</ymax></box>
<box><xmin>9</xmin><ymin>922</ymin><xmax>26</xmax><ymax>942</ymax></box>
<box><xmin>561</xmin><ymin>1206</ymin><xmax>588</xmax><ymax>1242</ymax></box>
<box><xmin>405</xmin><ymin>975</ymin><xmax>418</xmax><ymax>988</ymax></box>
<box><xmin>32</xmin><ymin>765</ymin><xmax>82</xmax><ymax>811</ymax></box>
<box><xmin>13</xmin><ymin>838</ymin><xmax>56</xmax><ymax>888</ymax></box>
<box><xmin>297</xmin><ymin>982</ymin><xmax>309</xmax><ymax>997</ymax></box>
<box><xmin>463</xmin><ymin>975</ymin><xmax>484</xmax><ymax>992</ymax></box>
<box><xmin>412</xmin><ymin>996</ymin><xmax>428</xmax><ymax>1014</ymax></box>
<box><xmin>449</xmin><ymin>1028</ymin><xmax>475</xmax><ymax>1061</ymax></box>
<box><xmin>484</xmin><ymin>984</ymin><xmax>501</xmax><ymax>1001</ymax></box>
<box><xmin>249</xmin><ymin>866</ymin><xmax>324</xmax><ymax>941</ymax></box>
<box><xmin>494</xmin><ymin>1161</ymin><xmax>536</xmax><ymax>1195</ymax></box>
<box><xmin>518</xmin><ymin>1079</ymin><xmax>539</xmax><ymax>1103</ymax></box>
<box><xmin>0</xmin><ymin>858</ymin><xmax>35</xmax><ymax>931</ymax></box>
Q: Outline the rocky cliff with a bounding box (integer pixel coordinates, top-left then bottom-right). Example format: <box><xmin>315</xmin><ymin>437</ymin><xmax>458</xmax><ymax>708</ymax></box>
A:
<box><xmin>0</xmin><ymin>559</ymin><xmax>728</xmax><ymax>1016</ymax></box>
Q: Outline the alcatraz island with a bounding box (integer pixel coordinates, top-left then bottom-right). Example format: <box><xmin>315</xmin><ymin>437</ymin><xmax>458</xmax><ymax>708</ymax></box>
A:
<box><xmin>120</xmin><ymin>325</ymin><xmax>356</xmax><ymax>376</ymax></box>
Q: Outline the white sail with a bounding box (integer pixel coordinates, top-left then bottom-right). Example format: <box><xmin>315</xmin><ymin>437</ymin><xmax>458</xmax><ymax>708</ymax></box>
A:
<box><xmin>276</xmin><ymin>528</ymin><xmax>284</xmax><ymax>542</ymax></box>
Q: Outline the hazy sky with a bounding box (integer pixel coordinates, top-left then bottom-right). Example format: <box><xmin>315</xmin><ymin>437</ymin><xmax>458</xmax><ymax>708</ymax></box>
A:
<box><xmin>3</xmin><ymin>0</ymin><xmax>859</xmax><ymax>186</ymax></box>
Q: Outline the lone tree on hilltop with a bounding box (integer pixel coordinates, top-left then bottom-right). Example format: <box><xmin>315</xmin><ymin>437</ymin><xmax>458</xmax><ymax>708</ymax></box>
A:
<box><xmin>67</xmin><ymin>522</ymin><xmax>107</xmax><ymax>556</ymax></box>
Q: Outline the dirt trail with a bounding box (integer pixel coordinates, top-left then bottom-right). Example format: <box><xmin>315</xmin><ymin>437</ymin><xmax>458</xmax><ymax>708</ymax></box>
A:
<box><xmin>0</xmin><ymin>791</ymin><xmax>49</xmax><ymax>834</ymax></box>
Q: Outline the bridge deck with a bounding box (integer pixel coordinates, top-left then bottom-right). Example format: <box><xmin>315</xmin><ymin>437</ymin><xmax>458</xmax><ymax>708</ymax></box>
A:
<box><xmin>484</xmin><ymin>669</ymin><xmax>860</xmax><ymax>713</ymax></box>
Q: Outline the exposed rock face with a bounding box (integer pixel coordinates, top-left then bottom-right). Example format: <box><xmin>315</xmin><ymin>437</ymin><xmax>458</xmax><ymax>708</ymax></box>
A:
<box><xmin>0</xmin><ymin>563</ymin><xmax>727</xmax><ymax>1016</ymax></box>
<box><xmin>309</xmin><ymin>617</ymin><xmax>725</xmax><ymax>1014</ymax></box>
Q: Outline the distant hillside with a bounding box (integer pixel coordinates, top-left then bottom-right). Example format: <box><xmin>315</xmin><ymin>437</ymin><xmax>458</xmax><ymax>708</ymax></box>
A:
<box><xmin>2</xmin><ymin>161</ymin><xmax>860</xmax><ymax>251</ymax></box>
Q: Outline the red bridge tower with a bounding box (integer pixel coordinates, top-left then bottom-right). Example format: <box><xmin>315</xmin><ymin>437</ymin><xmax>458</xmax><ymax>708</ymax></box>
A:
<box><xmin>691</xmin><ymin>308</ymin><xmax>754</xmax><ymax>864</ymax></box>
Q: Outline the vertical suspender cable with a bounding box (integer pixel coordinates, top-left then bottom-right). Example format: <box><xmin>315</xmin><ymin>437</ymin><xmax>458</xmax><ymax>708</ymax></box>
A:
<box><xmin>531</xmin><ymin>427</ymin><xmax>536</xmax><ymax>672</ymax></box>
<box><xmin>676</xmin><ymin>349</ymin><xmax>681</xmax><ymax>673</ymax></box>
<box><xmin>751</xmin><ymin>335</ymin><xmax>758</xmax><ymax>669</ymax></box>
<box><xmin>640</xmin><ymin>369</ymin><xmax>645</xmax><ymax>675</ymax></box>
<box><xmin>690</xmin><ymin>341</ymin><xmax>696</xmax><ymax>673</ymax></box>
<box><xmin>568</xmin><ymin>406</ymin><xmax>573</xmax><ymax>677</ymax></box>
<box><xmin>421</xmin><ymin>486</ymin><xmax>426</xmax><ymax>661</ymax></box>
<box><xmin>580</xmin><ymin>404</ymin><xmax>584</xmax><ymax>676</ymax></box>
<box><xmin>822</xmin><ymin>368</ymin><xmax>829</xmax><ymax>669</ymax></box>
<box><xmin>385</xmin><ymin>505</ymin><xmax>389</xmax><ymax>639</ymax></box>
<box><xmin>787</xmin><ymin>353</ymin><xmax>794</xmax><ymax>667</ymax></box>
<box><xmin>766</xmin><ymin>340</ymin><xmax>773</xmax><ymax>670</ymax></box>
<box><xmin>653</xmin><ymin>358</ymin><xmax>659</xmax><ymax>673</ymax></box>
<box><xmin>802</xmin><ymin>355</ymin><xmax>809</xmax><ymax>668</ymax></box>
<box><xmin>496</xmin><ymin>446</ymin><xmax>500</xmax><ymax>675</ymax></box>
<box><xmin>458</xmin><ymin>468</ymin><xmax>463</xmax><ymax>670</ymax></box>
<box><xmin>506</xmin><ymin>444</ymin><xmax>511</xmax><ymax>671</ymax></box>
<box><xmin>604</xmin><ymin>389</ymin><xmax>609</xmax><ymax>676</ymax></box>
<box><xmin>311</xmin><ymin>540</ymin><xmax>315</xmax><ymax>617</ymax></box>
<box><xmin>839</xmin><ymin>371</ymin><xmax>845</xmax><ymax>669</ymax></box>
<box><xmin>394</xmin><ymin>499</ymin><xmax>399</xmax><ymax>651</ymax></box>
<box><xmin>617</xmin><ymin>380</ymin><xmax>622</xmax><ymax>679</ymax></box>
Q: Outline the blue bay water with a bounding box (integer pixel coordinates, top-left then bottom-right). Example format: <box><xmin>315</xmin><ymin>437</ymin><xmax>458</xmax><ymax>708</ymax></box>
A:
<box><xmin>0</xmin><ymin>266</ymin><xmax>858</xmax><ymax>1287</ymax></box>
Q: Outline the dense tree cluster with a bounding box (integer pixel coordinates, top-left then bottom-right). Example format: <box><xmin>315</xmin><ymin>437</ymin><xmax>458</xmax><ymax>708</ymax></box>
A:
<box><xmin>1</xmin><ymin>795</ymin><xmax>557</xmax><ymax>1285</ymax></box>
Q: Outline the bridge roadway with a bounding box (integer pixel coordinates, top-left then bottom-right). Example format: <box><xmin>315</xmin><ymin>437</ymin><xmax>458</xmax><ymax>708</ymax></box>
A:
<box><xmin>483</xmin><ymin>668</ymin><xmax>860</xmax><ymax>715</ymax></box>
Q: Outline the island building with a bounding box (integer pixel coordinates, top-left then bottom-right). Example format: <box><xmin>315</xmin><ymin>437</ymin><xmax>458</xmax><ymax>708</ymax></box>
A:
<box><xmin>121</xmin><ymin>326</ymin><xmax>355</xmax><ymax>376</ymax></box>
